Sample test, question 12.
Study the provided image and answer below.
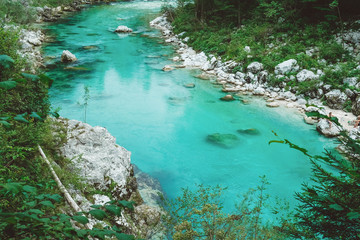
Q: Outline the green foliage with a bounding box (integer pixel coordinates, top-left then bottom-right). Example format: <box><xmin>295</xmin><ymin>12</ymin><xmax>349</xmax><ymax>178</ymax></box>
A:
<box><xmin>319</xmin><ymin>41</ymin><xmax>349</xmax><ymax>64</ymax></box>
<box><xmin>270</xmin><ymin>131</ymin><xmax>360</xmax><ymax>239</ymax></box>
<box><xmin>0</xmin><ymin>182</ymin><xmax>136</xmax><ymax>239</ymax></box>
<box><xmin>162</xmin><ymin>180</ymin><xmax>293</xmax><ymax>239</ymax></box>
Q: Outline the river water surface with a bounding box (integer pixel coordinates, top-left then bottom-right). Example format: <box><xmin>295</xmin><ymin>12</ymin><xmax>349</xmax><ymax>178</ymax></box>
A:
<box><xmin>45</xmin><ymin>1</ymin><xmax>335</xmax><ymax>213</ymax></box>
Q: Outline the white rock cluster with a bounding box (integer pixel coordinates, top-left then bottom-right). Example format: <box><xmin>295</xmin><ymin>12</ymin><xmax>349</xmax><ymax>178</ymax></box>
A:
<box><xmin>17</xmin><ymin>28</ymin><xmax>45</xmax><ymax>72</ymax></box>
<box><xmin>59</xmin><ymin>119</ymin><xmax>132</xmax><ymax>194</ymax></box>
<box><xmin>150</xmin><ymin>14</ymin><xmax>360</xmax><ymax>139</ymax></box>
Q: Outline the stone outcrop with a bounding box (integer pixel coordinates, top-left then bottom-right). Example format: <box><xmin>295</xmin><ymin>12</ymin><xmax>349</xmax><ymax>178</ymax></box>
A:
<box><xmin>316</xmin><ymin>119</ymin><xmax>341</xmax><ymax>137</ymax></box>
<box><xmin>61</xmin><ymin>50</ymin><xmax>77</xmax><ymax>62</ymax></box>
<box><xmin>296</xmin><ymin>69</ymin><xmax>318</xmax><ymax>82</ymax></box>
<box><xmin>59</xmin><ymin>119</ymin><xmax>132</xmax><ymax>195</ymax></box>
<box><xmin>247</xmin><ymin>62</ymin><xmax>263</xmax><ymax>74</ymax></box>
<box><xmin>274</xmin><ymin>59</ymin><xmax>299</xmax><ymax>75</ymax></box>
<box><xmin>57</xmin><ymin>118</ymin><xmax>163</xmax><ymax>238</ymax></box>
<box><xmin>325</xmin><ymin>89</ymin><xmax>348</xmax><ymax>110</ymax></box>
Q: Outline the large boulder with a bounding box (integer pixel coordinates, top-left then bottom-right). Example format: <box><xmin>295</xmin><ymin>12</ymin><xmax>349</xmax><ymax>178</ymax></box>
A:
<box><xmin>247</xmin><ymin>62</ymin><xmax>263</xmax><ymax>74</ymax></box>
<box><xmin>59</xmin><ymin>119</ymin><xmax>132</xmax><ymax>196</ymax></box>
<box><xmin>61</xmin><ymin>50</ymin><xmax>77</xmax><ymax>62</ymax></box>
<box><xmin>325</xmin><ymin>89</ymin><xmax>348</xmax><ymax>109</ymax></box>
<box><xmin>206</xmin><ymin>133</ymin><xmax>240</xmax><ymax>148</ymax></box>
<box><xmin>316</xmin><ymin>118</ymin><xmax>341</xmax><ymax>137</ymax></box>
<box><xmin>115</xmin><ymin>25</ymin><xmax>133</xmax><ymax>33</ymax></box>
<box><xmin>274</xmin><ymin>59</ymin><xmax>299</xmax><ymax>75</ymax></box>
<box><xmin>296</xmin><ymin>69</ymin><xmax>318</xmax><ymax>82</ymax></box>
<box><xmin>258</xmin><ymin>70</ymin><xmax>268</xmax><ymax>84</ymax></box>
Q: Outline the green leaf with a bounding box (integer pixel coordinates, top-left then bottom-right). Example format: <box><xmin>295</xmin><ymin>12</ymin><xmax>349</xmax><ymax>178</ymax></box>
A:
<box><xmin>38</xmin><ymin>74</ymin><xmax>54</xmax><ymax>88</ymax></box>
<box><xmin>114</xmin><ymin>233</ymin><xmax>136</xmax><ymax>240</ymax></box>
<box><xmin>27</xmin><ymin>209</ymin><xmax>45</xmax><ymax>215</ymax></box>
<box><xmin>0</xmin><ymin>81</ymin><xmax>17</xmax><ymax>90</ymax></box>
<box><xmin>0</xmin><ymin>120</ymin><xmax>12</xmax><ymax>128</ymax></box>
<box><xmin>90</xmin><ymin>204</ymin><xmax>102</xmax><ymax>209</ymax></box>
<box><xmin>46</xmin><ymin>194</ymin><xmax>62</xmax><ymax>203</ymax></box>
<box><xmin>0</xmin><ymin>55</ymin><xmax>14</xmax><ymax>69</ymax></box>
<box><xmin>25</xmin><ymin>201</ymin><xmax>37</xmax><ymax>207</ymax></box>
<box><xmin>23</xmin><ymin>185</ymin><xmax>37</xmax><ymax>194</ymax></box>
<box><xmin>329</xmin><ymin>204</ymin><xmax>343</xmax><ymax>211</ymax></box>
<box><xmin>268</xmin><ymin>140</ymin><xmax>284</xmax><ymax>145</ymax></box>
<box><xmin>39</xmin><ymin>200</ymin><xmax>55</xmax><ymax>209</ymax></box>
<box><xmin>1</xmin><ymin>182</ymin><xmax>23</xmax><ymax>194</ymax></box>
<box><xmin>347</xmin><ymin>212</ymin><xmax>360</xmax><ymax>220</ymax></box>
<box><xmin>105</xmin><ymin>205</ymin><xmax>122</xmax><ymax>216</ymax></box>
<box><xmin>89</xmin><ymin>209</ymin><xmax>107</xmax><ymax>220</ymax></box>
<box><xmin>14</xmin><ymin>113</ymin><xmax>29</xmax><ymax>123</ymax></box>
<box><xmin>49</xmin><ymin>111</ymin><xmax>60</xmax><ymax>118</ymax></box>
<box><xmin>118</xmin><ymin>200</ymin><xmax>135</xmax><ymax>210</ymax></box>
<box><xmin>72</xmin><ymin>215</ymin><xmax>89</xmax><ymax>225</ymax></box>
<box><xmin>76</xmin><ymin>229</ymin><xmax>89</xmax><ymax>238</ymax></box>
<box><xmin>29</xmin><ymin>112</ymin><xmax>43</xmax><ymax>121</ymax></box>
<box><xmin>21</xmin><ymin>73</ymin><xmax>39</xmax><ymax>81</ymax></box>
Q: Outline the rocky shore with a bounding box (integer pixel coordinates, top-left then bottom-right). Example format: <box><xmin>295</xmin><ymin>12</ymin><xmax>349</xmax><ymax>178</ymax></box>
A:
<box><xmin>56</xmin><ymin>118</ymin><xmax>163</xmax><ymax>238</ymax></box>
<box><xmin>150</xmin><ymin>14</ymin><xmax>360</xmax><ymax>140</ymax></box>
<box><xmin>11</xmin><ymin>2</ymin><xmax>164</xmax><ymax>238</ymax></box>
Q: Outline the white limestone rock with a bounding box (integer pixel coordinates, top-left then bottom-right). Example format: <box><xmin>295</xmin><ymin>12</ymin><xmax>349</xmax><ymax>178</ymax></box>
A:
<box><xmin>59</xmin><ymin>119</ymin><xmax>132</xmax><ymax>195</ymax></box>
<box><xmin>274</xmin><ymin>59</ymin><xmax>299</xmax><ymax>75</ymax></box>
<box><xmin>115</xmin><ymin>25</ymin><xmax>133</xmax><ymax>33</ymax></box>
<box><xmin>316</xmin><ymin>118</ymin><xmax>341</xmax><ymax>137</ymax></box>
<box><xmin>343</xmin><ymin>77</ymin><xmax>358</xmax><ymax>87</ymax></box>
<box><xmin>162</xmin><ymin>65</ymin><xmax>173</xmax><ymax>71</ymax></box>
<box><xmin>296</xmin><ymin>69</ymin><xmax>318</xmax><ymax>82</ymax></box>
<box><xmin>266</xmin><ymin>102</ymin><xmax>280</xmax><ymax>108</ymax></box>
<box><xmin>61</xmin><ymin>50</ymin><xmax>77</xmax><ymax>62</ymax></box>
<box><xmin>247</xmin><ymin>62</ymin><xmax>263</xmax><ymax>74</ymax></box>
<box><xmin>325</xmin><ymin>89</ymin><xmax>348</xmax><ymax>110</ymax></box>
<box><xmin>253</xmin><ymin>87</ymin><xmax>266</xmax><ymax>96</ymax></box>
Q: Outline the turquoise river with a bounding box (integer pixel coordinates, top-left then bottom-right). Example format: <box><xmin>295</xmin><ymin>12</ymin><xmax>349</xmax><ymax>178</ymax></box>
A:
<box><xmin>44</xmin><ymin>1</ymin><xmax>336</xmax><ymax>212</ymax></box>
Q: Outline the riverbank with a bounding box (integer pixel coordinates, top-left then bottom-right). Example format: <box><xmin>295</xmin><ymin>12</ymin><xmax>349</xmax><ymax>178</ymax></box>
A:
<box><xmin>150</xmin><ymin>14</ymin><xmax>360</xmax><ymax>140</ymax></box>
<box><xmin>3</xmin><ymin>1</ymin><xmax>164</xmax><ymax>238</ymax></box>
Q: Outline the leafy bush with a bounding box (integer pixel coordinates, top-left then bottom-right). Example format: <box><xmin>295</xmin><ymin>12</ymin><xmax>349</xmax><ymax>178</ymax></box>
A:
<box><xmin>319</xmin><ymin>41</ymin><xmax>349</xmax><ymax>64</ymax></box>
<box><xmin>162</xmin><ymin>178</ymin><xmax>293</xmax><ymax>239</ymax></box>
<box><xmin>0</xmin><ymin>182</ymin><xmax>136</xmax><ymax>239</ymax></box>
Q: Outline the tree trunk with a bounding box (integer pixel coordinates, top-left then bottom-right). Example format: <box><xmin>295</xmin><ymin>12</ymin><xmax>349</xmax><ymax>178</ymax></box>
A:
<box><xmin>38</xmin><ymin>145</ymin><xmax>92</xmax><ymax>230</ymax></box>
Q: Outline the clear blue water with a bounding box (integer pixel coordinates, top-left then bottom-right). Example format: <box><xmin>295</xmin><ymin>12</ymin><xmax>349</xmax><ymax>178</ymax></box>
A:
<box><xmin>44</xmin><ymin>1</ymin><xmax>335</xmax><ymax>212</ymax></box>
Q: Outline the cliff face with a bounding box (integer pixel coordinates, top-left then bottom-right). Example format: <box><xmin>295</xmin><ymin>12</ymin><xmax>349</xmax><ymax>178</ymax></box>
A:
<box><xmin>57</xmin><ymin>118</ymin><xmax>163</xmax><ymax>239</ymax></box>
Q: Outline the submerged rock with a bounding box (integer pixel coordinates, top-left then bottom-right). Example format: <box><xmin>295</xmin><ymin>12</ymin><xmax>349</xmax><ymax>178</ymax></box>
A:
<box><xmin>184</xmin><ymin>83</ymin><xmax>195</xmax><ymax>88</ymax></box>
<box><xmin>115</xmin><ymin>25</ymin><xmax>133</xmax><ymax>33</ymax></box>
<box><xmin>162</xmin><ymin>65</ymin><xmax>173</xmax><ymax>71</ymax></box>
<box><xmin>206</xmin><ymin>133</ymin><xmax>240</xmax><ymax>148</ymax></box>
<box><xmin>82</xmin><ymin>45</ymin><xmax>99</xmax><ymax>50</ymax></box>
<box><xmin>64</xmin><ymin>66</ymin><xmax>91</xmax><ymax>71</ymax></box>
<box><xmin>61</xmin><ymin>50</ymin><xmax>77</xmax><ymax>62</ymax></box>
<box><xmin>237</xmin><ymin>128</ymin><xmax>260</xmax><ymax>135</ymax></box>
<box><xmin>195</xmin><ymin>73</ymin><xmax>212</xmax><ymax>80</ymax></box>
<box><xmin>220</xmin><ymin>95</ymin><xmax>235</xmax><ymax>101</ymax></box>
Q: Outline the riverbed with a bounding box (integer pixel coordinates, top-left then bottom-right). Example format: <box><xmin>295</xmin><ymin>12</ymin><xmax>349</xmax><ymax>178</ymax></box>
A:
<box><xmin>44</xmin><ymin>0</ymin><xmax>336</xmax><ymax>213</ymax></box>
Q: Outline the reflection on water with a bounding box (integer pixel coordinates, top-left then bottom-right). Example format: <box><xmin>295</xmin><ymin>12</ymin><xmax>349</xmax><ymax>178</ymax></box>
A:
<box><xmin>45</xmin><ymin>1</ymin><xmax>336</xmax><ymax>213</ymax></box>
